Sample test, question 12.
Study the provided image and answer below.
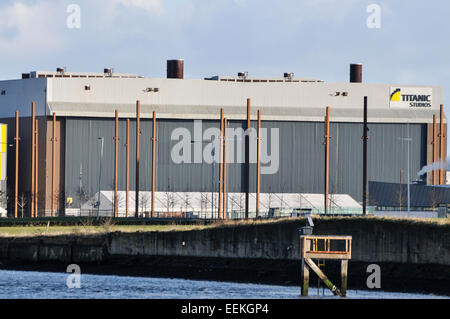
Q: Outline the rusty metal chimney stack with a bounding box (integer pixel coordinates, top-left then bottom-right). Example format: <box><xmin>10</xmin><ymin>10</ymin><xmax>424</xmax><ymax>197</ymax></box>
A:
<box><xmin>167</xmin><ymin>59</ymin><xmax>184</xmax><ymax>79</ymax></box>
<box><xmin>350</xmin><ymin>64</ymin><xmax>362</xmax><ymax>83</ymax></box>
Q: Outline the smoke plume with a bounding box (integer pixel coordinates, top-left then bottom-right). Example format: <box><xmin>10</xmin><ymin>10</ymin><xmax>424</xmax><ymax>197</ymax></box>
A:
<box><xmin>417</xmin><ymin>160</ymin><xmax>448</xmax><ymax>176</ymax></box>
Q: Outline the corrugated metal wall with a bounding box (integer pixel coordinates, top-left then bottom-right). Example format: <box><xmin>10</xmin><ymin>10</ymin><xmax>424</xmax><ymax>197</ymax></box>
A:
<box><xmin>64</xmin><ymin>117</ymin><xmax>426</xmax><ymax>207</ymax></box>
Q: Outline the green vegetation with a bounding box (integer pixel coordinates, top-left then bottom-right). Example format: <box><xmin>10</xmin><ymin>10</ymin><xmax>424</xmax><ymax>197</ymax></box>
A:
<box><xmin>0</xmin><ymin>214</ymin><xmax>448</xmax><ymax>237</ymax></box>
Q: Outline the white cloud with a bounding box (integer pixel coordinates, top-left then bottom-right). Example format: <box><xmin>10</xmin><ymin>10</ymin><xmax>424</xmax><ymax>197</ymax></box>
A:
<box><xmin>0</xmin><ymin>1</ymin><xmax>66</xmax><ymax>55</ymax></box>
<box><xmin>113</xmin><ymin>0</ymin><xmax>164</xmax><ymax>15</ymax></box>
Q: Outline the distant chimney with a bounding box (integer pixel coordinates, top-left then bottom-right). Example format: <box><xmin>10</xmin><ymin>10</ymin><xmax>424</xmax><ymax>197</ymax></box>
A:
<box><xmin>350</xmin><ymin>63</ymin><xmax>362</xmax><ymax>83</ymax></box>
<box><xmin>167</xmin><ymin>60</ymin><xmax>184</xmax><ymax>79</ymax></box>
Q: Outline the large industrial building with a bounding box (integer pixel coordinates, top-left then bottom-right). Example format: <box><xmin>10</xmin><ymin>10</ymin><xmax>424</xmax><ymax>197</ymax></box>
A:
<box><xmin>0</xmin><ymin>61</ymin><xmax>446</xmax><ymax>217</ymax></box>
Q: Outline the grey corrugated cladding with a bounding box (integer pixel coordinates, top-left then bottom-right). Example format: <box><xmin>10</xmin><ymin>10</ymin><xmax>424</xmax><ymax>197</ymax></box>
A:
<box><xmin>65</xmin><ymin>117</ymin><xmax>426</xmax><ymax>206</ymax></box>
<box><xmin>369</xmin><ymin>181</ymin><xmax>450</xmax><ymax>207</ymax></box>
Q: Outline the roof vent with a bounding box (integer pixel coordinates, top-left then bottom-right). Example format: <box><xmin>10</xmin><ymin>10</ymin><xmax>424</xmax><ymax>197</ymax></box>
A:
<box><xmin>284</xmin><ymin>72</ymin><xmax>294</xmax><ymax>81</ymax></box>
<box><xmin>104</xmin><ymin>68</ymin><xmax>113</xmax><ymax>76</ymax></box>
<box><xmin>237</xmin><ymin>72</ymin><xmax>248</xmax><ymax>81</ymax></box>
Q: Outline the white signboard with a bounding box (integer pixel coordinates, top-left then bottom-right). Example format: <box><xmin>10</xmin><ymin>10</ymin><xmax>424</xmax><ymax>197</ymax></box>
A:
<box><xmin>390</xmin><ymin>87</ymin><xmax>432</xmax><ymax>108</ymax></box>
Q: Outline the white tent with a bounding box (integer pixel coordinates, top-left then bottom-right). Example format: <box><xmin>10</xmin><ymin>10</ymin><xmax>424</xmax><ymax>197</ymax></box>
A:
<box><xmin>69</xmin><ymin>190</ymin><xmax>361</xmax><ymax>218</ymax></box>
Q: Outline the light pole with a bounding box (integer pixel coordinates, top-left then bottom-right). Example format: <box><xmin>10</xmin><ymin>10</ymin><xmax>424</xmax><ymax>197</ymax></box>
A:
<box><xmin>97</xmin><ymin>137</ymin><xmax>104</xmax><ymax>218</ymax></box>
<box><xmin>397</xmin><ymin>136</ymin><xmax>412</xmax><ymax>215</ymax></box>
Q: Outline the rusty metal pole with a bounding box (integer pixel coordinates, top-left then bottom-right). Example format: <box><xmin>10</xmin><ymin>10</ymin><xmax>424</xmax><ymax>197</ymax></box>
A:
<box><xmin>126</xmin><ymin>119</ymin><xmax>130</xmax><ymax>217</ymax></box>
<box><xmin>31</xmin><ymin>102</ymin><xmax>35</xmax><ymax>218</ymax></box>
<box><xmin>218</xmin><ymin>109</ymin><xmax>224</xmax><ymax>219</ymax></box>
<box><xmin>245</xmin><ymin>99</ymin><xmax>251</xmax><ymax>219</ymax></box>
<box><xmin>256</xmin><ymin>110</ymin><xmax>261</xmax><ymax>218</ymax></box>
<box><xmin>440</xmin><ymin>104</ymin><xmax>445</xmax><ymax>184</ymax></box>
<box><xmin>114</xmin><ymin>109</ymin><xmax>119</xmax><ymax>218</ymax></box>
<box><xmin>14</xmin><ymin>111</ymin><xmax>19</xmax><ymax>218</ymax></box>
<box><xmin>52</xmin><ymin>112</ymin><xmax>56</xmax><ymax>217</ymax></box>
<box><xmin>151</xmin><ymin>111</ymin><xmax>156</xmax><ymax>218</ymax></box>
<box><xmin>324</xmin><ymin>107</ymin><xmax>330</xmax><ymax>214</ymax></box>
<box><xmin>35</xmin><ymin>119</ymin><xmax>39</xmax><ymax>217</ymax></box>
<box><xmin>135</xmin><ymin>101</ymin><xmax>140</xmax><ymax>217</ymax></box>
<box><xmin>433</xmin><ymin>114</ymin><xmax>437</xmax><ymax>185</ymax></box>
<box><xmin>223</xmin><ymin>118</ymin><xmax>227</xmax><ymax>219</ymax></box>
<box><xmin>362</xmin><ymin>96</ymin><xmax>368</xmax><ymax>215</ymax></box>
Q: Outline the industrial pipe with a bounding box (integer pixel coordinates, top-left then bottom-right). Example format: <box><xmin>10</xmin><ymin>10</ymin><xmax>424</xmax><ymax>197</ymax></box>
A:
<box><xmin>223</xmin><ymin>118</ymin><xmax>227</xmax><ymax>219</ymax></box>
<box><xmin>14</xmin><ymin>111</ymin><xmax>19</xmax><ymax>218</ymax></box>
<box><xmin>52</xmin><ymin>112</ymin><xmax>56</xmax><ymax>217</ymax></box>
<box><xmin>219</xmin><ymin>109</ymin><xmax>224</xmax><ymax>219</ymax></box>
<box><xmin>135</xmin><ymin>101</ymin><xmax>140</xmax><ymax>217</ymax></box>
<box><xmin>256</xmin><ymin>110</ymin><xmax>261</xmax><ymax>218</ymax></box>
<box><xmin>245</xmin><ymin>99</ymin><xmax>250</xmax><ymax>219</ymax></box>
<box><xmin>31</xmin><ymin>102</ymin><xmax>35</xmax><ymax>218</ymax></box>
<box><xmin>324</xmin><ymin>107</ymin><xmax>330</xmax><ymax>214</ymax></box>
<box><xmin>114</xmin><ymin>109</ymin><xmax>119</xmax><ymax>218</ymax></box>
<box><xmin>151</xmin><ymin>111</ymin><xmax>156</xmax><ymax>218</ymax></box>
<box><xmin>440</xmin><ymin>104</ymin><xmax>445</xmax><ymax>184</ymax></box>
<box><xmin>126</xmin><ymin>119</ymin><xmax>130</xmax><ymax>218</ymax></box>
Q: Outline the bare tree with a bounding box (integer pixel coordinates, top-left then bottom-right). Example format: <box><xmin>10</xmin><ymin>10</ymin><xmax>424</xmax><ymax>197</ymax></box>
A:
<box><xmin>267</xmin><ymin>185</ymin><xmax>274</xmax><ymax>209</ymax></box>
<box><xmin>77</xmin><ymin>186</ymin><xmax>89</xmax><ymax>209</ymax></box>
<box><xmin>140</xmin><ymin>193</ymin><xmax>151</xmax><ymax>217</ymax></box>
<box><xmin>328</xmin><ymin>183</ymin><xmax>339</xmax><ymax>214</ymax></box>
<box><xmin>163</xmin><ymin>191</ymin><xmax>176</xmax><ymax>214</ymax></box>
<box><xmin>430</xmin><ymin>188</ymin><xmax>442</xmax><ymax>210</ymax></box>
<box><xmin>395</xmin><ymin>186</ymin><xmax>405</xmax><ymax>212</ymax></box>
<box><xmin>298</xmin><ymin>185</ymin><xmax>302</xmax><ymax>210</ymax></box>
<box><xmin>200</xmin><ymin>192</ymin><xmax>208</xmax><ymax>216</ymax></box>
<box><xmin>111</xmin><ymin>192</ymin><xmax>125</xmax><ymax>217</ymax></box>
<box><xmin>18</xmin><ymin>193</ymin><xmax>28</xmax><ymax>218</ymax></box>
<box><xmin>183</xmin><ymin>193</ymin><xmax>191</xmax><ymax>212</ymax></box>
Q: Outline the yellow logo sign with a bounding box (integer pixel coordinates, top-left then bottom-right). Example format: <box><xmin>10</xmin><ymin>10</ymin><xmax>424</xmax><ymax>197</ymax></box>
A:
<box><xmin>390</xmin><ymin>88</ymin><xmax>401</xmax><ymax>101</ymax></box>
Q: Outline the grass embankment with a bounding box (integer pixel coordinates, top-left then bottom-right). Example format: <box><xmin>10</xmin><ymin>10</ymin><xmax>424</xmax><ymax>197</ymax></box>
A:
<box><xmin>0</xmin><ymin>222</ymin><xmax>211</xmax><ymax>237</ymax></box>
<box><xmin>0</xmin><ymin>215</ymin><xmax>448</xmax><ymax>237</ymax></box>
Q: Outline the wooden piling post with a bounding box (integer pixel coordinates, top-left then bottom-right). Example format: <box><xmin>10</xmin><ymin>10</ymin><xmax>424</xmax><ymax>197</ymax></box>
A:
<box><xmin>300</xmin><ymin>236</ymin><xmax>310</xmax><ymax>296</ymax></box>
<box><xmin>341</xmin><ymin>260</ymin><xmax>348</xmax><ymax>297</ymax></box>
<box><xmin>301</xmin><ymin>259</ymin><xmax>309</xmax><ymax>297</ymax></box>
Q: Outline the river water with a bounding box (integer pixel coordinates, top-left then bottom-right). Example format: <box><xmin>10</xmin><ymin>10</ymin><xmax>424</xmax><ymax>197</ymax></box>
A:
<box><xmin>0</xmin><ymin>270</ymin><xmax>447</xmax><ymax>299</ymax></box>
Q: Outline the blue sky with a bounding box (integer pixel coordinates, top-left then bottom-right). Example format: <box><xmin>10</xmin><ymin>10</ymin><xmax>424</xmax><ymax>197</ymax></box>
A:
<box><xmin>0</xmin><ymin>0</ymin><xmax>448</xmax><ymax>101</ymax></box>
